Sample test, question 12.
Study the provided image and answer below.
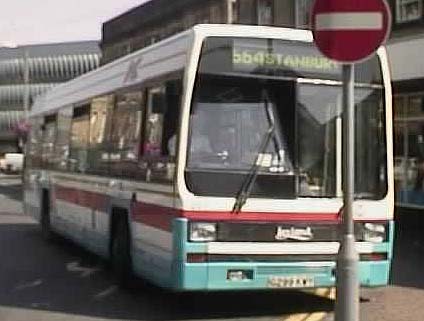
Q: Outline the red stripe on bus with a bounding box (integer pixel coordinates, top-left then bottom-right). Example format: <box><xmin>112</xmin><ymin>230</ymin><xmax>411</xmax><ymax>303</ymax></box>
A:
<box><xmin>55</xmin><ymin>185</ymin><xmax>109</xmax><ymax>213</ymax></box>
<box><xmin>132</xmin><ymin>202</ymin><xmax>177</xmax><ymax>231</ymax></box>
<box><xmin>53</xmin><ymin>185</ymin><xmax>340</xmax><ymax>231</ymax></box>
<box><xmin>131</xmin><ymin>206</ymin><xmax>340</xmax><ymax>232</ymax></box>
<box><xmin>179</xmin><ymin>211</ymin><xmax>340</xmax><ymax>222</ymax></box>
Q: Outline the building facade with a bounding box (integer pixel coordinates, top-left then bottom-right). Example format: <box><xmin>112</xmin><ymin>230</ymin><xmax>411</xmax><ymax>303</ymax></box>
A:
<box><xmin>101</xmin><ymin>0</ymin><xmax>313</xmax><ymax>64</ymax></box>
<box><xmin>0</xmin><ymin>41</ymin><xmax>100</xmax><ymax>154</ymax></box>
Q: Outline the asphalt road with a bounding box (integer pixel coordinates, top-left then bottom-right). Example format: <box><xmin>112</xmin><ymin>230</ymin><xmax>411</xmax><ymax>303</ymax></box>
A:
<box><xmin>0</xmin><ymin>176</ymin><xmax>423</xmax><ymax>321</ymax></box>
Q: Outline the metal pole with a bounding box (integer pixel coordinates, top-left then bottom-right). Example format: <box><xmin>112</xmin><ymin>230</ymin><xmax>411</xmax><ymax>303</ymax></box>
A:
<box><xmin>335</xmin><ymin>64</ymin><xmax>360</xmax><ymax>321</ymax></box>
<box><xmin>23</xmin><ymin>49</ymin><xmax>30</xmax><ymax>119</ymax></box>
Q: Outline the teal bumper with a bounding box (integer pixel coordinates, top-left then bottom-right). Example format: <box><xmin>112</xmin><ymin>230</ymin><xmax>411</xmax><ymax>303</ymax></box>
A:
<box><xmin>174</xmin><ymin>260</ymin><xmax>390</xmax><ymax>291</ymax></box>
<box><xmin>172</xmin><ymin>219</ymin><xmax>393</xmax><ymax>291</ymax></box>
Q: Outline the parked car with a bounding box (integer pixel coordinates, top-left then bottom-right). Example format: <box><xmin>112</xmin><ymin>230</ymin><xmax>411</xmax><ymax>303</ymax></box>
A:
<box><xmin>0</xmin><ymin>153</ymin><xmax>24</xmax><ymax>173</ymax></box>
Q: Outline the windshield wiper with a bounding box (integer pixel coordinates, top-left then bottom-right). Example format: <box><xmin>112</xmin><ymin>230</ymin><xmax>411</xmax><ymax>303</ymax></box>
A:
<box><xmin>232</xmin><ymin>97</ymin><xmax>276</xmax><ymax>214</ymax></box>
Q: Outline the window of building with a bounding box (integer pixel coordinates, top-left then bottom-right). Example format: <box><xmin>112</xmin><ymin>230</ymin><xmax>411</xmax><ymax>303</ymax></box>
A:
<box><xmin>109</xmin><ymin>91</ymin><xmax>144</xmax><ymax>178</ymax></box>
<box><xmin>257</xmin><ymin>0</ymin><xmax>274</xmax><ymax>25</ymax></box>
<box><xmin>231</xmin><ymin>0</ymin><xmax>240</xmax><ymax>24</ymax></box>
<box><xmin>296</xmin><ymin>0</ymin><xmax>313</xmax><ymax>28</ymax></box>
<box><xmin>69</xmin><ymin>105</ymin><xmax>90</xmax><ymax>173</ymax></box>
<box><xmin>210</xmin><ymin>5</ymin><xmax>222</xmax><ymax>23</ymax></box>
<box><xmin>88</xmin><ymin>95</ymin><xmax>114</xmax><ymax>175</ymax></box>
<box><xmin>396</xmin><ymin>0</ymin><xmax>423</xmax><ymax>23</ymax></box>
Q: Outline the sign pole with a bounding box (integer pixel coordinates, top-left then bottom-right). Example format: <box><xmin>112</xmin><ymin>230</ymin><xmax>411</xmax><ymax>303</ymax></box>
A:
<box><xmin>335</xmin><ymin>63</ymin><xmax>359</xmax><ymax>321</ymax></box>
<box><xmin>311</xmin><ymin>1</ymin><xmax>391</xmax><ymax>320</ymax></box>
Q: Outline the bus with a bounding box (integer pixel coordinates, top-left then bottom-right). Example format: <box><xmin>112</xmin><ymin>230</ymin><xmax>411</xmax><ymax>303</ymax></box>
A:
<box><xmin>24</xmin><ymin>24</ymin><xmax>394</xmax><ymax>291</ymax></box>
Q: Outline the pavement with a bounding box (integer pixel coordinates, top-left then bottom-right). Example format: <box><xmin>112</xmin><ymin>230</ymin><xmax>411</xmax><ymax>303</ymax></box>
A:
<box><xmin>0</xmin><ymin>177</ymin><xmax>424</xmax><ymax>321</ymax></box>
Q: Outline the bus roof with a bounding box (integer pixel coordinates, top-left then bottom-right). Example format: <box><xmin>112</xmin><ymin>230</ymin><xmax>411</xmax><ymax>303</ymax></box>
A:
<box><xmin>30</xmin><ymin>24</ymin><xmax>313</xmax><ymax>118</ymax></box>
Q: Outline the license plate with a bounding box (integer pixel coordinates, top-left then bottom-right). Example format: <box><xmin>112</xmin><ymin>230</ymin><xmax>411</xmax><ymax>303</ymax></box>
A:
<box><xmin>267</xmin><ymin>275</ymin><xmax>315</xmax><ymax>289</ymax></box>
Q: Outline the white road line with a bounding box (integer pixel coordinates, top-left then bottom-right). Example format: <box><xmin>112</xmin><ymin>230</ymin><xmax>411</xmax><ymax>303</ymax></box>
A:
<box><xmin>305</xmin><ymin>312</ymin><xmax>329</xmax><ymax>321</ymax></box>
<box><xmin>315</xmin><ymin>12</ymin><xmax>383</xmax><ymax>31</ymax></box>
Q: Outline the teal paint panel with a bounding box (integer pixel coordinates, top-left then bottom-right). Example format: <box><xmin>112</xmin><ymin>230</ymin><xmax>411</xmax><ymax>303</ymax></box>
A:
<box><xmin>359</xmin><ymin>261</ymin><xmax>391</xmax><ymax>287</ymax></box>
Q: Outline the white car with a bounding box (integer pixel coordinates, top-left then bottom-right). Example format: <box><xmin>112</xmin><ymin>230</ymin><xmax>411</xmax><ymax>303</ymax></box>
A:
<box><xmin>0</xmin><ymin>153</ymin><xmax>24</xmax><ymax>173</ymax></box>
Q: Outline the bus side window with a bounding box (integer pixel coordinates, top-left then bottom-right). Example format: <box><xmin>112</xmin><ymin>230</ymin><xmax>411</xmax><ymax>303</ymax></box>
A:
<box><xmin>143</xmin><ymin>79</ymin><xmax>181</xmax><ymax>184</ymax></box>
<box><xmin>54</xmin><ymin>106</ymin><xmax>72</xmax><ymax>171</ymax></box>
<box><xmin>109</xmin><ymin>90</ymin><xmax>144</xmax><ymax>179</ymax></box>
<box><xmin>88</xmin><ymin>95</ymin><xmax>114</xmax><ymax>175</ymax></box>
<box><xmin>144</xmin><ymin>86</ymin><xmax>166</xmax><ymax>157</ymax></box>
<box><xmin>27</xmin><ymin>117</ymin><xmax>44</xmax><ymax>169</ymax></box>
<box><xmin>69</xmin><ymin>105</ymin><xmax>91</xmax><ymax>173</ymax></box>
<box><xmin>42</xmin><ymin>114</ymin><xmax>58</xmax><ymax>170</ymax></box>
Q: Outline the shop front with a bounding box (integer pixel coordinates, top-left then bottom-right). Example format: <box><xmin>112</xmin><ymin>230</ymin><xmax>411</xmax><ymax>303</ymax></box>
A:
<box><xmin>389</xmin><ymin>36</ymin><xmax>424</xmax><ymax>208</ymax></box>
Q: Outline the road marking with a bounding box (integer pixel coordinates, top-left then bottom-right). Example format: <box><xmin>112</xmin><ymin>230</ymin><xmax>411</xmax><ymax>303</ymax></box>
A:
<box><xmin>285</xmin><ymin>313</ymin><xmax>310</xmax><ymax>321</ymax></box>
<box><xmin>284</xmin><ymin>312</ymin><xmax>329</xmax><ymax>321</ymax></box>
<box><xmin>305</xmin><ymin>312</ymin><xmax>329</xmax><ymax>321</ymax></box>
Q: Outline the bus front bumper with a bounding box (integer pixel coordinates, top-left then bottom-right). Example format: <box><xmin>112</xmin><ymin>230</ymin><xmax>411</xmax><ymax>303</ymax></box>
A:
<box><xmin>174</xmin><ymin>260</ymin><xmax>391</xmax><ymax>291</ymax></box>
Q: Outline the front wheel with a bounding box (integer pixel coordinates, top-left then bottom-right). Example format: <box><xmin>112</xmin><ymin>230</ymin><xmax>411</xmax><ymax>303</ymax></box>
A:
<box><xmin>111</xmin><ymin>217</ymin><xmax>133</xmax><ymax>287</ymax></box>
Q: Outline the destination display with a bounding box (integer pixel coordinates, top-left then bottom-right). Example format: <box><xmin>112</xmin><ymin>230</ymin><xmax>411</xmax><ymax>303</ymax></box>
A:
<box><xmin>198</xmin><ymin>37</ymin><xmax>382</xmax><ymax>83</ymax></box>
<box><xmin>232</xmin><ymin>40</ymin><xmax>340</xmax><ymax>76</ymax></box>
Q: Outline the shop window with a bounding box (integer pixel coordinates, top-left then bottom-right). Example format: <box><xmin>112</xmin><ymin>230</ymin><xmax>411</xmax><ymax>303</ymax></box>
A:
<box><xmin>396</xmin><ymin>0</ymin><xmax>422</xmax><ymax>23</ymax></box>
<box><xmin>395</xmin><ymin>94</ymin><xmax>424</xmax><ymax>207</ymax></box>
<box><xmin>257</xmin><ymin>0</ymin><xmax>274</xmax><ymax>25</ymax></box>
<box><xmin>109</xmin><ymin>91</ymin><xmax>144</xmax><ymax>178</ymax></box>
<box><xmin>69</xmin><ymin>105</ymin><xmax>90</xmax><ymax>173</ymax></box>
<box><xmin>407</xmin><ymin>96</ymin><xmax>424</xmax><ymax>117</ymax></box>
<box><xmin>88</xmin><ymin>95</ymin><xmax>115</xmax><ymax>175</ymax></box>
<box><xmin>296</xmin><ymin>0</ymin><xmax>313</xmax><ymax>28</ymax></box>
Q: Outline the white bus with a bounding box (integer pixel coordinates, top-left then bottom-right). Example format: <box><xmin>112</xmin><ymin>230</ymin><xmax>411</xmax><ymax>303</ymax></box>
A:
<box><xmin>24</xmin><ymin>24</ymin><xmax>394</xmax><ymax>290</ymax></box>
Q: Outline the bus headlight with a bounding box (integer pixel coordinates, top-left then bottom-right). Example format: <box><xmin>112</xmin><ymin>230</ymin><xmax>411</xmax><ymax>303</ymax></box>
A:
<box><xmin>361</xmin><ymin>223</ymin><xmax>387</xmax><ymax>243</ymax></box>
<box><xmin>189</xmin><ymin>222</ymin><xmax>217</xmax><ymax>242</ymax></box>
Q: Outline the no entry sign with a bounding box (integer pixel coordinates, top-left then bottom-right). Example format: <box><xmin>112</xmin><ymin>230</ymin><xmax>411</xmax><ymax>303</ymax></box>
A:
<box><xmin>311</xmin><ymin>0</ymin><xmax>392</xmax><ymax>63</ymax></box>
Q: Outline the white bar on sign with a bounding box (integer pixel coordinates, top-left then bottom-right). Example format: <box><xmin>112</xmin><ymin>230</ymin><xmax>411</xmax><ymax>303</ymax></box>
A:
<box><xmin>315</xmin><ymin>12</ymin><xmax>383</xmax><ymax>31</ymax></box>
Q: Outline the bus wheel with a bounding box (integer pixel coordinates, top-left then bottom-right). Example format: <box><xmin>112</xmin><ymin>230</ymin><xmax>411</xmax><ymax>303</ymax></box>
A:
<box><xmin>41</xmin><ymin>190</ymin><xmax>53</xmax><ymax>241</ymax></box>
<box><xmin>111</xmin><ymin>214</ymin><xmax>133</xmax><ymax>287</ymax></box>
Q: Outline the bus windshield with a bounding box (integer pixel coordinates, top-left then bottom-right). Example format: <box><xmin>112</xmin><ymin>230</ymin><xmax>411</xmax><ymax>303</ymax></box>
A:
<box><xmin>186</xmin><ymin>37</ymin><xmax>387</xmax><ymax>200</ymax></box>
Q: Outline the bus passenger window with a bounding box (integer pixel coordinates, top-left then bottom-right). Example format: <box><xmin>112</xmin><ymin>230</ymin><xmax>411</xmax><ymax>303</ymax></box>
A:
<box><xmin>88</xmin><ymin>95</ymin><xmax>114</xmax><ymax>175</ymax></box>
<box><xmin>27</xmin><ymin>117</ymin><xmax>44</xmax><ymax>169</ymax></box>
<box><xmin>142</xmin><ymin>79</ymin><xmax>181</xmax><ymax>184</ymax></box>
<box><xmin>69</xmin><ymin>105</ymin><xmax>90</xmax><ymax>173</ymax></box>
<box><xmin>109</xmin><ymin>91</ymin><xmax>144</xmax><ymax>178</ymax></box>
<box><xmin>145</xmin><ymin>87</ymin><xmax>165</xmax><ymax>157</ymax></box>
<box><xmin>54</xmin><ymin>107</ymin><xmax>72</xmax><ymax>171</ymax></box>
<box><xmin>42</xmin><ymin>114</ymin><xmax>58</xmax><ymax>170</ymax></box>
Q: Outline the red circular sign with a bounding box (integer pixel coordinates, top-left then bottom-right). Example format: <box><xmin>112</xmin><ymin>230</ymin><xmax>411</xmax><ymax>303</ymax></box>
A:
<box><xmin>311</xmin><ymin>0</ymin><xmax>392</xmax><ymax>63</ymax></box>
